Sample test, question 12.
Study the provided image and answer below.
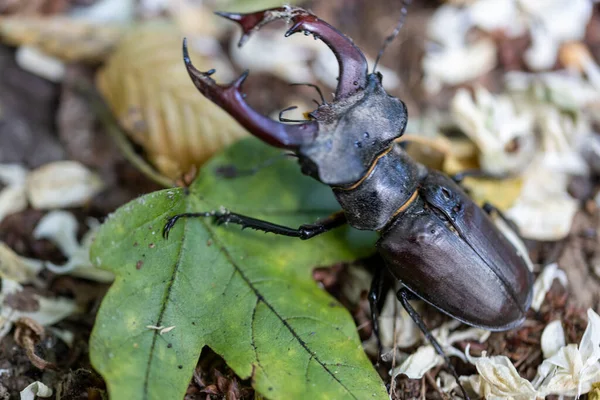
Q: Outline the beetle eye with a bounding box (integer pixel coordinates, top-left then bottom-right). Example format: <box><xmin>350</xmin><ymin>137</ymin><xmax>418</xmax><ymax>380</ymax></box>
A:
<box><xmin>441</xmin><ymin>188</ymin><xmax>451</xmax><ymax>200</ymax></box>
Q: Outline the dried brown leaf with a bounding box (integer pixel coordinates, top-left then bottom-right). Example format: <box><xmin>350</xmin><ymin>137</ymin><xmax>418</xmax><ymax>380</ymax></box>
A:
<box><xmin>97</xmin><ymin>23</ymin><xmax>248</xmax><ymax>180</ymax></box>
<box><xmin>0</xmin><ymin>16</ymin><xmax>123</xmax><ymax>62</ymax></box>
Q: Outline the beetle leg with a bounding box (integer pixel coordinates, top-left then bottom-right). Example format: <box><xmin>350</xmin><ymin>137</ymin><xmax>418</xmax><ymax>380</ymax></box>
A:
<box><xmin>183</xmin><ymin>39</ymin><xmax>317</xmax><ymax>149</ymax></box>
<box><xmin>451</xmin><ymin>169</ymin><xmax>506</xmax><ymax>184</ymax></box>
<box><xmin>368</xmin><ymin>267</ymin><xmax>389</xmax><ymax>364</ymax></box>
<box><xmin>163</xmin><ymin>210</ymin><xmax>347</xmax><ymax>240</ymax></box>
<box><xmin>397</xmin><ymin>288</ymin><xmax>471</xmax><ymax>400</ymax></box>
<box><xmin>216</xmin><ymin>7</ymin><xmax>368</xmax><ymax>99</ymax></box>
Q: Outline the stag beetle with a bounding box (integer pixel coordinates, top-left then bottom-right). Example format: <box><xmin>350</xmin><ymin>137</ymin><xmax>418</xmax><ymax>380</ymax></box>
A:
<box><xmin>164</xmin><ymin>6</ymin><xmax>534</xmax><ymax>399</ymax></box>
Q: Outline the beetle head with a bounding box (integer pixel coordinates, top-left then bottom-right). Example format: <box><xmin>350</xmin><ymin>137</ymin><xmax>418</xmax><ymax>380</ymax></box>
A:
<box><xmin>184</xmin><ymin>6</ymin><xmax>407</xmax><ymax>185</ymax></box>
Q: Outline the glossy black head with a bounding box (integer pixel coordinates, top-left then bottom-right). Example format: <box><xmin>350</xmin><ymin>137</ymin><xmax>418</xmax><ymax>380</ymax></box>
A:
<box><xmin>298</xmin><ymin>74</ymin><xmax>407</xmax><ymax>185</ymax></box>
<box><xmin>182</xmin><ymin>6</ymin><xmax>408</xmax><ymax>185</ymax></box>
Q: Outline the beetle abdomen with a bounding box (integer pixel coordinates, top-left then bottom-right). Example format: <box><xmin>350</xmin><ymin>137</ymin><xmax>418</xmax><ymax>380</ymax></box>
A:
<box><xmin>377</xmin><ymin>171</ymin><xmax>533</xmax><ymax>331</ymax></box>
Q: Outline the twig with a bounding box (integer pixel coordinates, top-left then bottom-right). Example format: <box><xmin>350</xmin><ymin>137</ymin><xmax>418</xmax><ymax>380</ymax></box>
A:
<box><xmin>425</xmin><ymin>370</ymin><xmax>447</xmax><ymax>400</ymax></box>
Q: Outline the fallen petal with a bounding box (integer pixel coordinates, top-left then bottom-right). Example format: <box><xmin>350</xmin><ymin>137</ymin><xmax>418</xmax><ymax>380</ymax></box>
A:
<box><xmin>0</xmin><ymin>242</ymin><xmax>43</xmax><ymax>284</ymax></box>
<box><xmin>541</xmin><ymin>320</ymin><xmax>566</xmax><ymax>359</ymax></box>
<box><xmin>531</xmin><ymin>263</ymin><xmax>568</xmax><ymax>311</ymax></box>
<box><xmin>33</xmin><ymin>211</ymin><xmax>80</xmax><ymax>257</ymax></box>
<box><xmin>27</xmin><ymin>161</ymin><xmax>104</xmax><ymax>209</ymax></box>
<box><xmin>20</xmin><ymin>381</ymin><xmax>52</xmax><ymax>400</ymax></box>
<box><xmin>391</xmin><ymin>345</ymin><xmax>443</xmax><ymax>379</ymax></box>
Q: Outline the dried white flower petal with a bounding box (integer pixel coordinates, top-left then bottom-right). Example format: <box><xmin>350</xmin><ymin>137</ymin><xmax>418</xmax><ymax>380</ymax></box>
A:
<box><xmin>469</xmin><ymin>0</ymin><xmax>524</xmax><ymax>36</ymax></box>
<box><xmin>0</xmin><ymin>185</ymin><xmax>28</xmax><ymax>224</ymax></box>
<box><xmin>392</xmin><ymin>345</ymin><xmax>443</xmax><ymax>379</ymax></box>
<box><xmin>541</xmin><ymin>320</ymin><xmax>566</xmax><ymax>359</ymax></box>
<box><xmin>33</xmin><ymin>213</ymin><xmax>113</xmax><ymax>282</ymax></box>
<box><xmin>27</xmin><ymin>161</ymin><xmax>104</xmax><ymax>209</ymax></box>
<box><xmin>531</xmin><ymin>263</ymin><xmax>568</xmax><ymax>311</ymax></box>
<box><xmin>0</xmin><ymin>242</ymin><xmax>43</xmax><ymax>284</ymax></box>
<box><xmin>451</xmin><ymin>87</ymin><xmax>536</xmax><ymax>175</ymax></box>
<box><xmin>427</xmin><ymin>5</ymin><xmax>470</xmax><ymax>47</ymax></box>
<box><xmin>506</xmin><ymin>158</ymin><xmax>579</xmax><ymax>241</ymax></box>
<box><xmin>378</xmin><ymin>291</ymin><xmax>421</xmax><ymax>350</ymax></box>
<box><xmin>423</xmin><ymin>39</ymin><xmax>497</xmax><ymax>94</ymax></box>
<box><xmin>524</xmin><ymin>23</ymin><xmax>560</xmax><ymax>71</ymax></box>
<box><xmin>535</xmin><ymin>309</ymin><xmax>600</xmax><ymax>397</ymax></box>
<box><xmin>0</xmin><ymin>164</ymin><xmax>28</xmax><ymax>186</ymax></box>
<box><xmin>20</xmin><ymin>381</ymin><xmax>53</xmax><ymax>400</ymax></box>
<box><xmin>0</xmin><ymin>278</ymin><xmax>77</xmax><ymax>339</ymax></box>
<box><xmin>70</xmin><ymin>0</ymin><xmax>135</xmax><ymax>23</ymax></box>
<box><xmin>466</xmin><ymin>347</ymin><xmax>538</xmax><ymax>399</ymax></box>
<box><xmin>16</xmin><ymin>46</ymin><xmax>65</xmax><ymax>83</ymax></box>
<box><xmin>437</xmin><ymin>371</ymin><xmax>459</xmax><ymax>394</ymax></box>
<box><xmin>0</xmin><ymin>164</ymin><xmax>29</xmax><ymax>223</ymax></box>
<box><xmin>48</xmin><ymin>327</ymin><xmax>75</xmax><ymax>347</ymax></box>
<box><xmin>33</xmin><ymin>211</ymin><xmax>80</xmax><ymax>257</ymax></box>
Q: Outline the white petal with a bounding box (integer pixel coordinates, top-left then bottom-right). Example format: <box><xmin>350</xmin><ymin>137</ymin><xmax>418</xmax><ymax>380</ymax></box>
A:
<box><xmin>579</xmin><ymin>309</ymin><xmax>600</xmax><ymax>369</ymax></box>
<box><xmin>20</xmin><ymin>381</ymin><xmax>52</xmax><ymax>400</ymax></box>
<box><xmin>0</xmin><ymin>242</ymin><xmax>43</xmax><ymax>284</ymax></box>
<box><xmin>469</xmin><ymin>0</ymin><xmax>518</xmax><ymax>33</ymax></box>
<box><xmin>530</xmin><ymin>263</ymin><xmax>568</xmax><ymax>311</ymax></box>
<box><xmin>27</xmin><ymin>161</ymin><xmax>104</xmax><ymax>209</ymax></box>
<box><xmin>70</xmin><ymin>0</ymin><xmax>135</xmax><ymax>23</ymax></box>
<box><xmin>450</xmin><ymin>86</ymin><xmax>536</xmax><ymax>176</ymax></box>
<box><xmin>0</xmin><ymin>185</ymin><xmax>28</xmax><ymax>224</ymax></box>
<box><xmin>392</xmin><ymin>345</ymin><xmax>443</xmax><ymax>379</ymax></box>
<box><xmin>378</xmin><ymin>291</ymin><xmax>421</xmax><ymax>349</ymax></box>
<box><xmin>541</xmin><ymin>320</ymin><xmax>565</xmax><ymax>359</ymax></box>
<box><xmin>537</xmin><ymin>345</ymin><xmax>584</xmax><ymax>396</ymax></box>
<box><xmin>423</xmin><ymin>39</ymin><xmax>497</xmax><ymax>93</ymax></box>
<box><xmin>524</xmin><ymin>24</ymin><xmax>560</xmax><ymax>71</ymax></box>
<box><xmin>0</xmin><ymin>278</ymin><xmax>78</xmax><ymax>339</ymax></box>
<box><xmin>466</xmin><ymin>347</ymin><xmax>538</xmax><ymax>399</ymax></box>
<box><xmin>33</xmin><ymin>211</ymin><xmax>80</xmax><ymax>257</ymax></box>
<box><xmin>0</xmin><ymin>164</ymin><xmax>28</xmax><ymax>186</ymax></box>
<box><xmin>16</xmin><ymin>46</ymin><xmax>65</xmax><ymax>83</ymax></box>
<box><xmin>427</xmin><ymin>5</ymin><xmax>470</xmax><ymax>47</ymax></box>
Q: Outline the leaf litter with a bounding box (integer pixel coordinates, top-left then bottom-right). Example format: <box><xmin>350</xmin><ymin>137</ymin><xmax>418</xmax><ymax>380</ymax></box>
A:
<box><xmin>0</xmin><ymin>0</ymin><xmax>600</xmax><ymax>398</ymax></box>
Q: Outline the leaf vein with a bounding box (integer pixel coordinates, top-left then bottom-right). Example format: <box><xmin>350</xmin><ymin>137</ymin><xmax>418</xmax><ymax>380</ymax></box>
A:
<box><xmin>203</xmin><ymin>221</ymin><xmax>358</xmax><ymax>399</ymax></box>
<box><xmin>142</xmin><ymin>210</ymin><xmax>187</xmax><ymax>399</ymax></box>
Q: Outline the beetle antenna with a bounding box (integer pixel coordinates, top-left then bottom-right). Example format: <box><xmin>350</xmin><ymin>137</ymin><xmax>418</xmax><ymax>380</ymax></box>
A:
<box><xmin>289</xmin><ymin>83</ymin><xmax>327</xmax><ymax>105</ymax></box>
<box><xmin>373</xmin><ymin>0</ymin><xmax>412</xmax><ymax>73</ymax></box>
<box><xmin>279</xmin><ymin>106</ymin><xmax>310</xmax><ymax>123</ymax></box>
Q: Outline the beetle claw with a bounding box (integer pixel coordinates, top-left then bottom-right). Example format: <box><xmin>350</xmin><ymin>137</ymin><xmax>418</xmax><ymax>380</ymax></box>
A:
<box><xmin>183</xmin><ymin>38</ymin><xmax>317</xmax><ymax>149</ymax></box>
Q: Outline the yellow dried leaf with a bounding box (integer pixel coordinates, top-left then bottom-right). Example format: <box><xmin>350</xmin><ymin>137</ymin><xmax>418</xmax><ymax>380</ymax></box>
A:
<box><xmin>0</xmin><ymin>16</ymin><xmax>123</xmax><ymax>62</ymax></box>
<box><xmin>461</xmin><ymin>176</ymin><xmax>523</xmax><ymax>210</ymax></box>
<box><xmin>401</xmin><ymin>135</ymin><xmax>522</xmax><ymax>210</ymax></box>
<box><xmin>97</xmin><ymin>23</ymin><xmax>248</xmax><ymax>180</ymax></box>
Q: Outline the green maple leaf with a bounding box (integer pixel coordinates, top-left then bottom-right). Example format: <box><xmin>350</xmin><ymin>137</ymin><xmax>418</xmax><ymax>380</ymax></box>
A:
<box><xmin>89</xmin><ymin>138</ymin><xmax>387</xmax><ymax>400</ymax></box>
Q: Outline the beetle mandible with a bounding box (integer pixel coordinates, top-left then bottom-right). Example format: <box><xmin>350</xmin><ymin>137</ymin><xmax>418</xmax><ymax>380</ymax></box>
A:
<box><xmin>164</xmin><ymin>6</ymin><xmax>534</xmax><ymax>398</ymax></box>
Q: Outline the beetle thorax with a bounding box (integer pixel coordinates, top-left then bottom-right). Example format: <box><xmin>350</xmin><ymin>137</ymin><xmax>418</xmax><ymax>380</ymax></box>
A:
<box><xmin>297</xmin><ymin>74</ymin><xmax>408</xmax><ymax>186</ymax></box>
